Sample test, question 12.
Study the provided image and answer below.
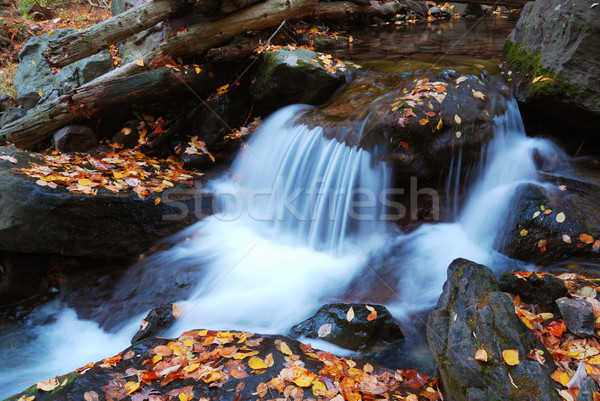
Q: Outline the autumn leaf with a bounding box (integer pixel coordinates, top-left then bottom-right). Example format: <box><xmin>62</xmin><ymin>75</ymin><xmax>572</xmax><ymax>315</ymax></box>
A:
<box><xmin>520</xmin><ymin>229</ymin><xmax>528</xmax><ymax>236</ymax></box>
<box><xmin>551</xmin><ymin>370</ymin><xmax>571</xmax><ymax>387</ymax></box>
<box><xmin>419</xmin><ymin>118</ymin><xmax>429</xmax><ymax>125</ymax></box>
<box><xmin>346</xmin><ymin>306</ymin><xmax>355</xmax><ymax>322</ymax></box>
<box><xmin>436</xmin><ymin>118</ymin><xmax>443</xmax><ymax>130</ymax></box>
<box><xmin>280</xmin><ymin>342</ymin><xmax>293</xmax><ymax>355</ymax></box>
<box><xmin>474</xmin><ymin>349</ymin><xmax>488</xmax><ymax>362</ymax></box>
<box><xmin>125</xmin><ymin>381</ymin><xmax>141</xmax><ymax>394</ymax></box>
<box><xmin>84</xmin><ymin>391</ymin><xmax>99</xmax><ymax>401</ymax></box>
<box><xmin>455</xmin><ymin>76</ymin><xmax>467</xmax><ymax>84</ymax></box>
<box><xmin>318</xmin><ymin>323</ymin><xmax>332</xmax><ymax>338</ymax></box>
<box><xmin>580</xmin><ymin>234</ymin><xmax>595</xmax><ymax>244</ymax></box>
<box><xmin>37</xmin><ymin>378</ymin><xmax>60</xmax><ymax>391</ymax></box>
<box><xmin>363</xmin><ymin>363</ymin><xmax>374</xmax><ymax>373</ymax></box>
<box><xmin>562</xmin><ymin>234</ymin><xmax>572</xmax><ymax>244</ymax></box>
<box><xmin>248</xmin><ymin>357</ymin><xmax>268</xmax><ymax>370</ymax></box>
<box><xmin>455</xmin><ymin>131</ymin><xmax>462</xmax><ymax>138</ymax></box>
<box><xmin>502</xmin><ymin>349</ymin><xmax>519</xmax><ymax>366</ymax></box>
<box><xmin>472</xmin><ymin>90</ymin><xmax>485</xmax><ymax>100</ymax></box>
<box><xmin>454</xmin><ymin>115</ymin><xmax>461</xmax><ymax>124</ymax></box>
<box><xmin>136</xmin><ymin>58</ymin><xmax>144</xmax><ymax>67</ymax></box>
<box><xmin>0</xmin><ymin>155</ymin><xmax>17</xmax><ymax>163</ymax></box>
<box><xmin>367</xmin><ymin>310</ymin><xmax>377</xmax><ymax>321</ymax></box>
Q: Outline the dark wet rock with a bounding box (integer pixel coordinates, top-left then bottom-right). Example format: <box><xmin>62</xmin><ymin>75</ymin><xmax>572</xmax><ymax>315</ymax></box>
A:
<box><xmin>312</xmin><ymin>36</ymin><xmax>349</xmax><ymax>51</ymax></box>
<box><xmin>379</xmin><ymin>2</ymin><xmax>403</xmax><ymax>17</ymax></box>
<box><xmin>0</xmin><ymin>252</ymin><xmax>50</xmax><ymax>305</ymax></box>
<box><xmin>290</xmin><ymin>303</ymin><xmax>403</xmax><ymax>351</ymax></box>
<box><xmin>13</xmin><ymin>29</ymin><xmax>113</xmax><ymax>110</ymax></box>
<box><xmin>499</xmin><ymin>182</ymin><xmax>600</xmax><ymax>266</ymax></box>
<box><xmin>499</xmin><ymin>271</ymin><xmax>567</xmax><ymax>314</ymax></box>
<box><xmin>578</xmin><ymin>376</ymin><xmax>599</xmax><ymax>401</ymax></box>
<box><xmin>302</xmin><ymin>68</ymin><xmax>509</xmax><ymax>178</ymax></box>
<box><xmin>248</xmin><ymin>49</ymin><xmax>347</xmax><ymax>115</ymax></box>
<box><xmin>0</xmin><ymin>107</ymin><xmax>26</xmax><ymax>128</ymax></box>
<box><xmin>131</xmin><ymin>304</ymin><xmax>176</xmax><ymax>344</ymax></box>
<box><xmin>111</xmin><ymin>120</ymin><xmax>140</xmax><ymax>148</ymax></box>
<box><xmin>462</xmin><ymin>4</ymin><xmax>485</xmax><ymax>18</ymax></box>
<box><xmin>556</xmin><ymin>297</ymin><xmax>595</xmax><ymax>338</ymax></box>
<box><xmin>398</xmin><ymin>0</ymin><xmax>427</xmax><ymax>16</ymax></box>
<box><xmin>504</xmin><ymin>0</ymin><xmax>600</xmax><ymax>133</ymax></box>
<box><xmin>6</xmin><ymin>330</ymin><xmax>427</xmax><ymax>401</ymax></box>
<box><xmin>427</xmin><ymin>258</ymin><xmax>559</xmax><ymax>401</ymax></box>
<box><xmin>179</xmin><ymin>151</ymin><xmax>215</xmax><ymax>171</ymax></box>
<box><xmin>0</xmin><ymin>147</ymin><xmax>207</xmax><ymax>259</ymax></box>
<box><xmin>53</xmin><ymin>125</ymin><xmax>99</xmax><ymax>153</ymax></box>
<box><xmin>0</xmin><ymin>94</ymin><xmax>17</xmax><ymax>112</ymax></box>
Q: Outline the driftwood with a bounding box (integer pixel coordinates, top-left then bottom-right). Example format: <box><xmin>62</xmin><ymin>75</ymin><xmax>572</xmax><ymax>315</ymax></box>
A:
<box><xmin>42</xmin><ymin>0</ymin><xmax>182</xmax><ymax>68</ymax></box>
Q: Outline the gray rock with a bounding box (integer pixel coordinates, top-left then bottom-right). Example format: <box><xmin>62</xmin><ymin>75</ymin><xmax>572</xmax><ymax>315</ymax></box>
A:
<box><xmin>398</xmin><ymin>0</ymin><xmax>427</xmax><ymax>16</ymax></box>
<box><xmin>248</xmin><ymin>49</ymin><xmax>347</xmax><ymax>114</ymax></box>
<box><xmin>577</xmin><ymin>376</ymin><xmax>599</xmax><ymax>401</ymax></box>
<box><xmin>426</xmin><ymin>258</ymin><xmax>560</xmax><ymax>401</ymax></box>
<box><xmin>556</xmin><ymin>297</ymin><xmax>595</xmax><ymax>337</ymax></box>
<box><xmin>13</xmin><ymin>29</ymin><xmax>113</xmax><ymax>110</ymax></box>
<box><xmin>0</xmin><ymin>107</ymin><xmax>26</xmax><ymax>128</ymax></box>
<box><xmin>290</xmin><ymin>303</ymin><xmax>403</xmax><ymax>351</ymax></box>
<box><xmin>53</xmin><ymin>125</ymin><xmax>99</xmax><ymax>153</ymax></box>
<box><xmin>0</xmin><ymin>147</ymin><xmax>207</xmax><ymax>258</ymax></box>
<box><xmin>504</xmin><ymin>0</ymin><xmax>600</xmax><ymax>132</ymax></box>
<box><xmin>380</xmin><ymin>1</ymin><xmax>403</xmax><ymax>17</ymax></box>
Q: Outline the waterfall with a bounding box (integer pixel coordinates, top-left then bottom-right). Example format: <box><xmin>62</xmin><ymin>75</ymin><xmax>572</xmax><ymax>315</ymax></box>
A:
<box><xmin>0</xmin><ymin>99</ymin><xmax>574</xmax><ymax>398</ymax></box>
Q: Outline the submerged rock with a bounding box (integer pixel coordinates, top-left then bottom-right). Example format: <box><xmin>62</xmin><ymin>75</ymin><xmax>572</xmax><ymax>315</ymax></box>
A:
<box><xmin>0</xmin><ymin>147</ymin><xmax>209</xmax><ymax>259</ymax></box>
<box><xmin>504</xmin><ymin>0</ymin><xmax>600</xmax><ymax>133</ymax></box>
<box><xmin>426</xmin><ymin>258</ymin><xmax>559</xmax><ymax>401</ymax></box>
<box><xmin>248</xmin><ymin>48</ymin><xmax>348</xmax><ymax>114</ymax></box>
<box><xmin>290</xmin><ymin>303</ymin><xmax>403</xmax><ymax>352</ymax></box>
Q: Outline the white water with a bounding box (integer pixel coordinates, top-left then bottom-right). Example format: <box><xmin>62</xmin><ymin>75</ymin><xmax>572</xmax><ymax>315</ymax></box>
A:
<box><xmin>0</xmin><ymin>99</ymin><xmax>571</xmax><ymax>398</ymax></box>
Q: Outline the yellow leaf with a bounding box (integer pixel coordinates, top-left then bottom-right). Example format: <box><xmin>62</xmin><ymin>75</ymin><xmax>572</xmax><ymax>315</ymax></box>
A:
<box><xmin>363</xmin><ymin>363</ymin><xmax>374</xmax><ymax>373</ymax></box>
<box><xmin>520</xmin><ymin>229</ymin><xmax>528</xmax><ymax>236</ymax></box>
<box><xmin>78</xmin><ymin>178</ymin><xmax>92</xmax><ymax>186</ymax></box>
<box><xmin>185</xmin><ymin>363</ymin><xmax>200</xmax><ymax>373</ymax></box>
<box><xmin>539</xmin><ymin>77</ymin><xmax>553</xmax><ymax>82</ymax></box>
<box><xmin>472</xmin><ymin>90</ymin><xmax>485</xmax><ymax>100</ymax></box>
<box><xmin>280</xmin><ymin>342</ymin><xmax>293</xmax><ymax>355</ymax></box>
<box><xmin>217</xmin><ymin>84</ymin><xmax>230</xmax><ymax>95</ymax></box>
<box><xmin>456</xmin><ymin>76</ymin><xmax>467</xmax><ymax>84</ymax></box>
<box><xmin>179</xmin><ymin>394</ymin><xmax>194</xmax><ymax>401</ymax></box>
<box><xmin>348</xmin><ymin>35</ymin><xmax>353</xmax><ymax>43</ymax></box>
<box><xmin>248</xmin><ymin>357</ymin><xmax>268</xmax><ymax>370</ymax></box>
<box><xmin>551</xmin><ymin>370</ymin><xmax>571</xmax><ymax>387</ymax></box>
<box><xmin>532</xmin><ymin>76</ymin><xmax>543</xmax><ymax>83</ymax></box>
<box><xmin>198</xmin><ymin>330</ymin><xmax>208</xmax><ymax>336</ymax></box>
<box><xmin>419</xmin><ymin>118</ymin><xmax>429</xmax><ymax>125</ymax></box>
<box><xmin>406</xmin><ymin>395</ymin><xmax>418</xmax><ymax>401</ymax></box>
<box><xmin>155</xmin><ymin>197</ymin><xmax>161</xmax><ymax>205</ymax></box>
<box><xmin>136</xmin><ymin>58</ymin><xmax>144</xmax><ymax>67</ymax></box>
<box><xmin>195</xmin><ymin>67</ymin><xmax>201</xmax><ymax>74</ymax></box>
<box><xmin>152</xmin><ymin>355</ymin><xmax>162</xmax><ymax>364</ymax></box>
<box><xmin>293</xmin><ymin>373</ymin><xmax>315</xmax><ymax>387</ymax></box>
<box><xmin>454</xmin><ymin>114</ymin><xmax>461</xmax><ymax>124</ymax></box>
<box><xmin>121</xmin><ymin>127</ymin><xmax>132</xmax><ymax>135</ymax></box>
<box><xmin>312</xmin><ymin>380</ymin><xmax>327</xmax><ymax>396</ymax></box>
<box><xmin>347</xmin><ymin>307</ymin><xmax>355</xmax><ymax>322</ymax></box>
<box><xmin>588</xmin><ymin>354</ymin><xmax>600</xmax><ymax>365</ymax></box>
<box><xmin>539</xmin><ymin>313</ymin><xmax>554</xmax><ymax>321</ymax></box>
<box><xmin>436</xmin><ymin>118</ymin><xmax>443</xmax><ymax>130</ymax></box>
<box><xmin>233</xmin><ymin>351</ymin><xmax>259</xmax><ymax>360</ymax></box>
<box><xmin>265</xmin><ymin>352</ymin><xmax>274</xmax><ymax>367</ymax></box>
<box><xmin>475</xmin><ymin>349</ymin><xmax>488</xmax><ymax>362</ymax></box>
<box><xmin>502</xmin><ymin>349</ymin><xmax>520</xmax><ymax>366</ymax></box>
<box><xmin>125</xmin><ymin>381</ymin><xmax>140</xmax><ymax>394</ymax></box>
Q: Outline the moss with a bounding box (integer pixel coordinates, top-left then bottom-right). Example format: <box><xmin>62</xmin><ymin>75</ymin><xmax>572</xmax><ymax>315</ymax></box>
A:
<box><xmin>507</xmin><ymin>372</ymin><xmax>542</xmax><ymax>401</ymax></box>
<box><xmin>503</xmin><ymin>40</ymin><xmax>584</xmax><ymax>101</ymax></box>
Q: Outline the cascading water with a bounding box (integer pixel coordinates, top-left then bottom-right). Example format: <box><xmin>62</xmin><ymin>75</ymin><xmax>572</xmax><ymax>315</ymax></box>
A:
<box><xmin>0</xmin><ymin>98</ymin><xmax>573</xmax><ymax>398</ymax></box>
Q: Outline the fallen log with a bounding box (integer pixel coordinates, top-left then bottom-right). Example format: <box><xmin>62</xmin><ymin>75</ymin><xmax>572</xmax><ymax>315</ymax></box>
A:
<box><xmin>303</xmin><ymin>1</ymin><xmax>379</xmax><ymax>20</ymax></box>
<box><xmin>42</xmin><ymin>0</ymin><xmax>182</xmax><ymax>68</ymax></box>
<box><xmin>0</xmin><ymin>66</ymin><xmax>231</xmax><ymax>147</ymax></box>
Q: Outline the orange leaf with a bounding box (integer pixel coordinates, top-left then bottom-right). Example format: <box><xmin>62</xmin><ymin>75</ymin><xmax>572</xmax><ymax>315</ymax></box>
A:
<box><xmin>419</xmin><ymin>118</ymin><xmax>429</xmax><ymax>125</ymax></box>
<box><xmin>580</xmin><ymin>234</ymin><xmax>595</xmax><ymax>244</ymax></box>
<box><xmin>474</xmin><ymin>349</ymin><xmax>488</xmax><ymax>362</ymax></box>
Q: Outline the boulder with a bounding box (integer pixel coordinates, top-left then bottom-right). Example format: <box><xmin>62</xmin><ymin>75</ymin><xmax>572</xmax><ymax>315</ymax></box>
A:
<box><xmin>498</xmin><ymin>182</ymin><xmax>600</xmax><ymax>266</ymax></box>
<box><xmin>504</xmin><ymin>0</ymin><xmax>600</xmax><ymax>133</ymax></box>
<box><xmin>5</xmin><ymin>330</ymin><xmax>428</xmax><ymax>401</ymax></box>
<box><xmin>499</xmin><ymin>271</ymin><xmax>567</xmax><ymax>314</ymax></box>
<box><xmin>131</xmin><ymin>304</ymin><xmax>176</xmax><ymax>344</ymax></box>
<box><xmin>302</xmin><ymin>68</ymin><xmax>509</xmax><ymax>178</ymax></box>
<box><xmin>13</xmin><ymin>29</ymin><xmax>113</xmax><ymax>110</ymax></box>
<box><xmin>0</xmin><ymin>147</ymin><xmax>211</xmax><ymax>259</ymax></box>
<box><xmin>53</xmin><ymin>125</ymin><xmax>99</xmax><ymax>153</ymax></box>
<box><xmin>462</xmin><ymin>4</ymin><xmax>485</xmax><ymax>18</ymax></box>
<box><xmin>556</xmin><ymin>297</ymin><xmax>595</xmax><ymax>338</ymax></box>
<box><xmin>0</xmin><ymin>94</ymin><xmax>17</xmax><ymax>112</ymax></box>
<box><xmin>290</xmin><ymin>303</ymin><xmax>403</xmax><ymax>352</ymax></box>
<box><xmin>0</xmin><ymin>107</ymin><xmax>26</xmax><ymax>128</ymax></box>
<box><xmin>426</xmin><ymin>258</ymin><xmax>559</xmax><ymax>401</ymax></box>
<box><xmin>248</xmin><ymin>49</ymin><xmax>348</xmax><ymax>114</ymax></box>
<box><xmin>398</xmin><ymin>0</ymin><xmax>427</xmax><ymax>16</ymax></box>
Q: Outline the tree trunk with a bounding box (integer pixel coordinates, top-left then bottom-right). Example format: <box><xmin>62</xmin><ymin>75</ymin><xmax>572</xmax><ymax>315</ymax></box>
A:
<box><xmin>42</xmin><ymin>0</ymin><xmax>182</xmax><ymax>68</ymax></box>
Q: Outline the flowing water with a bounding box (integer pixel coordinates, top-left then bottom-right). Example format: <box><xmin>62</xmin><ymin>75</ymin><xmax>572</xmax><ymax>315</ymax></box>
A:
<box><xmin>0</xmin><ymin>94</ymin><xmax>571</xmax><ymax>397</ymax></box>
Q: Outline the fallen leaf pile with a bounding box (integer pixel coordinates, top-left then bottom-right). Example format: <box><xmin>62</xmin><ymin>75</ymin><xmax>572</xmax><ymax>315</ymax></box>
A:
<box><xmin>255</xmin><ymin>44</ymin><xmax>347</xmax><ymax>75</ymax></box>
<box><xmin>508</xmin><ymin>271</ymin><xmax>600</xmax><ymax>400</ymax></box>
<box><xmin>24</xmin><ymin>330</ymin><xmax>442</xmax><ymax>401</ymax></box>
<box><xmin>390</xmin><ymin>78</ymin><xmax>448</xmax><ymax>133</ymax></box>
<box><xmin>13</xmin><ymin>146</ymin><xmax>198</xmax><ymax>198</ymax></box>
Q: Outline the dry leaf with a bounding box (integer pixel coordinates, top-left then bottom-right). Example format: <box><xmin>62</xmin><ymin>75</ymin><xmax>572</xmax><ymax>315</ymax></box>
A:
<box><xmin>520</xmin><ymin>229</ymin><xmax>528</xmax><ymax>236</ymax></box>
<box><xmin>472</xmin><ymin>90</ymin><xmax>485</xmax><ymax>100</ymax></box>
<box><xmin>436</xmin><ymin>118</ymin><xmax>443</xmax><ymax>130</ymax></box>
<box><xmin>347</xmin><ymin>307</ymin><xmax>355</xmax><ymax>322</ymax></box>
<box><xmin>136</xmin><ymin>58</ymin><xmax>144</xmax><ymax>67</ymax></box>
<box><xmin>172</xmin><ymin>304</ymin><xmax>184</xmax><ymax>318</ymax></box>
<box><xmin>475</xmin><ymin>349</ymin><xmax>488</xmax><ymax>362</ymax></box>
<box><xmin>248</xmin><ymin>357</ymin><xmax>268</xmax><ymax>370</ymax></box>
<box><xmin>37</xmin><ymin>378</ymin><xmax>60</xmax><ymax>391</ymax></box>
<box><xmin>556</xmin><ymin>212</ymin><xmax>565</xmax><ymax>223</ymax></box>
<box><xmin>455</xmin><ymin>131</ymin><xmax>462</xmax><ymax>138</ymax></box>
<box><xmin>363</xmin><ymin>363</ymin><xmax>374</xmax><ymax>373</ymax></box>
<box><xmin>84</xmin><ymin>391</ymin><xmax>99</xmax><ymax>401</ymax></box>
<box><xmin>318</xmin><ymin>323</ymin><xmax>332</xmax><ymax>338</ymax></box>
<box><xmin>280</xmin><ymin>342</ymin><xmax>292</xmax><ymax>356</ymax></box>
<box><xmin>562</xmin><ymin>234</ymin><xmax>572</xmax><ymax>243</ymax></box>
<box><xmin>502</xmin><ymin>349</ymin><xmax>519</xmax><ymax>366</ymax></box>
<box><xmin>454</xmin><ymin>115</ymin><xmax>461</xmax><ymax>124</ymax></box>
<box><xmin>580</xmin><ymin>234</ymin><xmax>595</xmax><ymax>244</ymax></box>
<box><xmin>456</xmin><ymin>76</ymin><xmax>467</xmax><ymax>84</ymax></box>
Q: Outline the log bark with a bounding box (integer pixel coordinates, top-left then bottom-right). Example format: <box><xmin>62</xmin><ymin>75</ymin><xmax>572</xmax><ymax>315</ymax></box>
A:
<box><xmin>301</xmin><ymin>1</ymin><xmax>379</xmax><ymax>20</ymax></box>
<box><xmin>42</xmin><ymin>0</ymin><xmax>182</xmax><ymax>68</ymax></box>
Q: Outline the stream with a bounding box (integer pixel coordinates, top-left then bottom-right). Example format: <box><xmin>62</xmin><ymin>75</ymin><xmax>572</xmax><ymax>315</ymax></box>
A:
<box><xmin>0</xmin><ymin>15</ymin><xmax>578</xmax><ymax>398</ymax></box>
